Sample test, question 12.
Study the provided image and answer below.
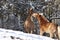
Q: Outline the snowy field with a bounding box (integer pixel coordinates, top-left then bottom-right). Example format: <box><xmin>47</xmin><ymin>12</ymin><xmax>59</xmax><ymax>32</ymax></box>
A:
<box><xmin>0</xmin><ymin>28</ymin><xmax>57</xmax><ymax>40</ymax></box>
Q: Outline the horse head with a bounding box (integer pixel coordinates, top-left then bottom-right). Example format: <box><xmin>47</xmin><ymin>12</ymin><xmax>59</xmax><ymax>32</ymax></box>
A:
<box><xmin>28</xmin><ymin>8</ymin><xmax>33</xmax><ymax>15</ymax></box>
<box><xmin>31</xmin><ymin>13</ymin><xmax>43</xmax><ymax>18</ymax></box>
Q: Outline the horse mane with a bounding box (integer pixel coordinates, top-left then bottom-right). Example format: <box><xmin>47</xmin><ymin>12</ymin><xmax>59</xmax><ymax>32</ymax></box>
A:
<box><xmin>39</xmin><ymin>14</ymin><xmax>49</xmax><ymax>23</ymax></box>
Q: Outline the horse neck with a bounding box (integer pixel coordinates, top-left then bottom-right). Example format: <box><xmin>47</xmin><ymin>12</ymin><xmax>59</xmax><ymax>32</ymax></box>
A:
<box><xmin>37</xmin><ymin>15</ymin><xmax>49</xmax><ymax>25</ymax></box>
<box><xmin>26</xmin><ymin>15</ymin><xmax>32</xmax><ymax>21</ymax></box>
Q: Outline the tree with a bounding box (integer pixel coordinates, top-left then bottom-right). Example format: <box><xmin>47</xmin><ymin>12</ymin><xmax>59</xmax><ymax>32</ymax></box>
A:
<box><xmin>43</xmin><ymin>2</ymin><xmax>54</xmax><ymax>22</ymax></box>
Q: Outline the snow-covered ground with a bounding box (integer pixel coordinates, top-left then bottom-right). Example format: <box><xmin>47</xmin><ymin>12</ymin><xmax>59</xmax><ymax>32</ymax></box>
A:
<box><xmin>0</xmin><ymin>28</ymin><xmax>57</xmax><ymax>40</ymax></box>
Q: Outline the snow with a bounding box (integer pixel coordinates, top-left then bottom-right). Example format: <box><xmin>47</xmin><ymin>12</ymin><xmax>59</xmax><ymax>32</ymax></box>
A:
<box><xmin>0</xmin><ymin>28</ymin><xmax>56</xmax><ymax>40</ymax></box>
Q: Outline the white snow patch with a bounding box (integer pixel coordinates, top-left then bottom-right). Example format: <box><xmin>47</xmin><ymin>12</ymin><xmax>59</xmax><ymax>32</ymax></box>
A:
<box><xmin>0</xmin><ymin>28</ymin><xmax>56</xmax><ymax>40</ymax></box>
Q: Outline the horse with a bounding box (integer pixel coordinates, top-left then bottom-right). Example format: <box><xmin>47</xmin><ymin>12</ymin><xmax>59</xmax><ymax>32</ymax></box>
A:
<box><xmin>32</xmin><ymin>13</ymin><xmax>59</xmax><ymax>39</ymax></box>
<box><xmin>24</xmin><ymin>8</ymin><xmax>35</xmax><ymax>34</ymax></box>
<box><xmin>57</xmin><ymin>26</ymin><xmax>60</xmax><ymax>40</ymax></box>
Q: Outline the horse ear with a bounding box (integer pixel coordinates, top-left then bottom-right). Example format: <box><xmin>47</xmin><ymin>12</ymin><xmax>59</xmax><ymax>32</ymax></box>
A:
<box><xmin>30</xmin><ymin>8</ymin><xmax>33</xmax><ymax>11</ymax></box>
<box><xmin>29</xmin><ymin>8</ymin><xmax>33</xmax><ymax>15</ymax></box>
<box><xmin>39</xmin><ymin>13</ymin><xmax>43</xmax><ymax>15</ymax></box>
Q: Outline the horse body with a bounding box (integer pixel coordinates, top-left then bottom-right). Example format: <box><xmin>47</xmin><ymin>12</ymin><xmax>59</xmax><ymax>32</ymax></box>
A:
<box><xmin>32</xmin><ymin>13</ymin><xmax>59</xmax><ymax>39</ymax></box>
<box><xmin>24</xmin><ymin>16</ymin><xmax>34</xmax><ymax>33</ymax></box>
<box><xmin>24</xmin><ymin>8</ymin><xmax>35</xmax><ymax>34</ymax></box>
<box><xmin>58</xmin><ymin>26</ymin><xmax>60</xmax><ymax>40</ymax></box>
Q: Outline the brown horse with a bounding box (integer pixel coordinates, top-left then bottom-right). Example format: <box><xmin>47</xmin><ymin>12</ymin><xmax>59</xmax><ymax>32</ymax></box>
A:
<box><xmin>24</xmin><ymin>8</ymin><xmax>35</xmax><ymax>34</ymax></box>
<box><xmin>32</xmin><ymin>13</ymin><xmax>59</xmax><ymax>39</ymax></box>
<box><xmin>57</xmin><ymin>26</ymin><xmax>60</xmax><ymax>40</ymax></box>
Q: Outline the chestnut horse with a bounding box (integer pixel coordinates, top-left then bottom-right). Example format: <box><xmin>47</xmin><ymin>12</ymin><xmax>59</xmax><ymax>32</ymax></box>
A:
<box><xmin>24</xmin><ymin>8</ymin><xmax>35</xmax><ymax>34</ymax></box>
<box><xmin>58</xmin><ymin>26</ymin><xmax>60</xmax><ymax>40</ymax></box>
<box><xmin>32</xmin><ymin>13</ymin><xmax>59</xmax><ymax>39</ymax></box>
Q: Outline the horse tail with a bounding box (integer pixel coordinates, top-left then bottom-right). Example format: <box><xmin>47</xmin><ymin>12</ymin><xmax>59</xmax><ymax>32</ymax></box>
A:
<box><xmin>56</xmin><ymin>24</ymin><xmax>59</xmax><ymax>40</ymax></box>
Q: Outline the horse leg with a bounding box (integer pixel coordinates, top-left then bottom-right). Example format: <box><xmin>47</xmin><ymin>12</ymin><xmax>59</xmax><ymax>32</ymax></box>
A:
<box><xmin>40</xmin><ymin>30</ymin><xmax>44</xmax><ymax>36</ymax></box>
<box><xmin>55</xmin><ymin>31</ymin><xmax>59</xmax><ymax>40</ymax></box>
<box><xmin>52</xmin><ymin>28</ymin><xmax>59</xmax><ymax>40</ymax></box>
<box><xmin>50</xmin><ymin>33</ymin><xmax>53</xmax><ymax>38</ymax></box>
<box><xmin>31</xmin><ymin>30</ymin><xmax>33</xmax><ymax>34</ymax></box>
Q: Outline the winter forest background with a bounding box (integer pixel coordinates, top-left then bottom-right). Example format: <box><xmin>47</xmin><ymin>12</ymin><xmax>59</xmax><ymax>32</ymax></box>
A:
<box><xmin>0</xmin><ymin>0</ymin><xmax>60</xmax><ymax>32</ymax></box>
